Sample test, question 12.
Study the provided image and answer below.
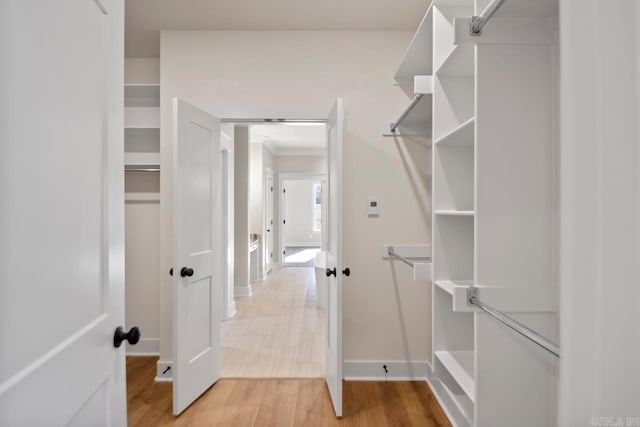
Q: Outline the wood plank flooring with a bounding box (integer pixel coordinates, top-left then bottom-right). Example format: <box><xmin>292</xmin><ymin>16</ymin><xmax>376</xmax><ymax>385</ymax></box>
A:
<box><xmin>221</xmin><ymin>267</ymin><xmax>325</xmax><ymax>378</ymax></box>
<box><xmin>127</xmin><ymin>356</ymin><xmax>452</xmax><ymax>427</ymax></box>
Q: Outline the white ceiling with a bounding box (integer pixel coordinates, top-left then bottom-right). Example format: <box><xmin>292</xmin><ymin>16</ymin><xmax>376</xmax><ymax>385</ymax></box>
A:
<box><xmin>250</xmin><ymin>124</ymin><xmax>326</xmax><ymax>156</ymax></box>
<box><xmin>125</xmin><ymin>0</ymin><xmax>430</xmax><ymax>57</ymax></box>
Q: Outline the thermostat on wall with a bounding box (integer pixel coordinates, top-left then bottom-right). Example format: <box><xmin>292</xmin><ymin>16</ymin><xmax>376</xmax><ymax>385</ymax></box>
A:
<box><xmin>368</xmin><ymin>199</ymin><xmax>380</xmax><ymax>216</ymax></box>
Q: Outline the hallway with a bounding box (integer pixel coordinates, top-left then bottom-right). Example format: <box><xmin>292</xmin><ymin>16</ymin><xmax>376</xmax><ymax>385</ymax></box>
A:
<box><xmin>221</xmin><ymin>267</ymin><xmax>325</xmax><ymax>377</ymax></box>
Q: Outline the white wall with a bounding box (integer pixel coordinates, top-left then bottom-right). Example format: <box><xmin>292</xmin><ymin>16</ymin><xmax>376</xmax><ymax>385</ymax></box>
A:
<box><xmin>160</xmin><ymin>31</ymin><xmax>431</xmax><ymax>365</ymax></box>
<box><xmin>233</xmin><ymin>127</ymin><xmax>250</xmax><ymax>291</ymax></box>
<box><xmin>124</xmin><ymin>172</ymin><xmax>160</xmax><ymax>354</ymax></box>
<box><xmin>283</xmin><ymin>180</ymin><xmax>321</xmax><ymax>247</ymax></box>
<box><xmin>559</xmin><ymin>0</ymin><xmax>640</xmax><ymax>423</ymax></box>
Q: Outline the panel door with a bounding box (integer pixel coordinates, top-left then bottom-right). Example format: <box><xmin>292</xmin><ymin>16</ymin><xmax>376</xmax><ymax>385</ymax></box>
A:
<box><xmin>325</xmin><ymin>99</ymin><xmax>345</xmax><ymax>417</ymax></box>
<box><xmin>172</xmin><ymin>98</ymin><xmax>222</xmax><ymax>415</ymax></box>
<box><xmin>0</xmin><ymin>0</ymin><xmax>127</xmax><ymax>424</ymax></box>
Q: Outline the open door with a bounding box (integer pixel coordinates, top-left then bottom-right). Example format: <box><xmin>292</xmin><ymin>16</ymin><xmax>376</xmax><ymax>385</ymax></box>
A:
<box><xmin>172</xmin><ymin>98</ymin><xmax>222</xmax><ymax>415</ymax></box>
<box><xmin>325</xmin><ymin>99</ymin><xmax>345</xmax><ymax>417</ymax></box>
<box><xmin>0</xmin><ymin>1</ymin><xmax>127</xmax><ymax>424</ymax></box>
<box><xmin>265</xmin><ymin>171</ymin><xmax>274</xmax><ymax>273</ymax></box>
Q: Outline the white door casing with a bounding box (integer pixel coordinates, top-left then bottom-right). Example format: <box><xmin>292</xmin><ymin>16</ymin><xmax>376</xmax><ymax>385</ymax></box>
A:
<box><xmin>325</xmin><ymin>99</ymin><xmax>344</xmax><ymax>417</ymax></box>
<box><xmin>172</xmin><ymin>98</ymin><xmax>222</xmax><ymax>415</ymax></box>
<box><xmin>0</xmin><ymin>0</ymin><xmax>126</xmax><ymax>424</ymax></box>
<box><xmin>265</xmin><ymin>170</ymin><xmax>274</xmax><ymax>273</ymax></box>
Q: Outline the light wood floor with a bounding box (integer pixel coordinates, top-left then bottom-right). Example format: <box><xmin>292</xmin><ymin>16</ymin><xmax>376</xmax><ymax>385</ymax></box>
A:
<box><xmin>221</xmin><ymin>267</ymin><xmax>325</xmax><ymax>378</ymax></box>
<box><xmin>127</xmin><ymin>356</ymin><xmax>452</xmax><ymax>427</ymax></box>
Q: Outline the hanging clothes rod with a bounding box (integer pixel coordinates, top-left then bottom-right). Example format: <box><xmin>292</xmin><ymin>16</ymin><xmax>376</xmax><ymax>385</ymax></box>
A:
<box><xmin>467</xmin><ymin>287</ymin><xmax>560</xmax><ymax>357</ymax></box>
<box><xmin>388</xmin><ymin>246</ymin><xmax>431</xmax><ymax>267</ymax></box>
<box><xmin>390</xmin><ymin>94</ymin><xmax>424</xmax><ymax>133</ymax></box>
<box><xmin>470</xmin><ymin>0</ymin><xmax>507</xmax><ymax>35</ymax></box>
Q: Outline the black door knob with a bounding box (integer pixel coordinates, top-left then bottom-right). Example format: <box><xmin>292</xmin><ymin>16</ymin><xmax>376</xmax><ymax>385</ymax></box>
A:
<box><xmin>342</xmin><ymin>268</ymin><xmax>351</xmax><ymax>277</ymax></box>
<box><xmin>169</xmin><ymin>268</ymin><xmax>173</xmax><ymax>276</ymax></box>
<box><xmin>114</xmin><ymin>326</ymin><xmax>141</xmax><ymax>348</ymax></box>
<box><xmin>326</xmin><ymin>268</ymin><xmax>336</xmax><ymax>277</ymax></box>
<box><xmin>180</xmin><ymin>267</ymin><xmax>194</xmax><ymax>277</ymax></box>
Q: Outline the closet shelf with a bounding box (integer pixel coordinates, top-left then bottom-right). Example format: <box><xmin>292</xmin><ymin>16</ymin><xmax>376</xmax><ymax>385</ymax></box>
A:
<box><xmin>125</xmin><ymin>84</ymin><xmax>160</xmax><ymax>107</ymax></box>
<box><xmin>435</xmin><ymin>117</ymin><xmax>475</xmax><ymax>147</ymax></box>
<box><xmin>393</xmin><ymin>6</ymin><xmax>434</xmax><ymax>86</ymax></box>
<box><xmin>435</xmin><ymin>280</ymin><xmax>473</xmax><ymax>296</ymax></box>
<box><xmin>435</xmin><ymin>210</ymin><xmax>474</xmax><ymax>217</ymax></box>
<box><xmin>125</xmin><ymin>107</ymin><xmax>160</xmax><ymax>129</ymax></box>
<box><xmin>436</xmin><ymin>44</ymin><xmax>474</xmax><ymax>77</ymax></box>
<box><xmin>125</xmin><ymin>152</ymin><xmax>160</xmax><ymax>166</ymax></box>
<box><xmin>435</xmin><ymin>350</ymin><xmax>475</xmax><ymax>402</ymax></box>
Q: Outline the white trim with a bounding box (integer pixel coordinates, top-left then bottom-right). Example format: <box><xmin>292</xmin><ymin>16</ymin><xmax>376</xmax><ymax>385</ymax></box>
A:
<box><xmin>125</xmin><ymin>338</ymin><xmax>160</xmax><ymax>356</ymax></box>
<box><xmin>227</xmin><ymin>300</ymin><xmax>237</xmax><ymax>318</ymax></box>
<box><xmin>343</xmin><ymin>360</ymin><xmax>430</xmax><ymax>381</ymax></box>
<box><xmin>155</xmin><ymin>360</ymin><xmax>173</xmax><ymax>382</ymax></box>
<box><xmin>124</xmin><ymin>192</ymin><xmax>160</xmax><ymax>202</ymax></box>
<box><xmin>234</xmin><ymin>285</ymin><xmax>252</xmax><ymax>297</ymax></box>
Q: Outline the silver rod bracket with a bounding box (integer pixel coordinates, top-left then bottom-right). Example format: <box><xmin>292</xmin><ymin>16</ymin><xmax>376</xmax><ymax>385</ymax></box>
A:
<box><xmin>467</xmin><ymin>286</ymin><xmax>479</xmax><ymax>305</ymax></box>
<box><xmin>470</xmin><ymin>16</ymin><xmax>482</xmax><ymax>35</ymax></box>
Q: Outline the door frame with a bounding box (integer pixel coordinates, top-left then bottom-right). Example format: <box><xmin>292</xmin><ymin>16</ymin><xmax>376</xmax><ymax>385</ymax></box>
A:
<box><xmin>278</xmin><ymin>172</ymin><xmax>327</xmax><ymax>266</ymax></box>
<box><xmin>220</xmin><ymin>125</ymin><xmax>235</xmax><ymax>320</ymax></box>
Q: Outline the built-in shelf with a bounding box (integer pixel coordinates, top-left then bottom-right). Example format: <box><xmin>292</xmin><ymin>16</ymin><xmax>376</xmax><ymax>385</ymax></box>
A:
<box><xmin>124</xmin><ymin>152</ymin><xmax>160</xmax><ymax>167</ymax></box>
<box><xmin>125</xmin><ymin>107</ymin><xmax>160</xmax><ymax>129</ymax></box>
<box><xmin>435</xmin><ymin>350</ymin><xmax>475</xmax><ymax>402</ymax></box>
<box><xmin>125</xmin><ymin>84</ymin><xmax>160</xmax><ymax>107</ymax></box>
<box><xmin>393</xmin><ymin>6</ymin><xmax>434</xmax><ymax>86</ymax></box>
<box><xmin>436</xmin><ymin>43</ymin><xmax>474</xmax><ymax>77</ymax></box>
<box><xmin>435</xmin><ymin>210</ymin><xmax>474</xmax><ymax>217</ymax></box>
<box><xmin>435</xmin><ymin>280</ymin><xmax>473</xmax><ymax>296</ymax></box>
<box><xmin>436</xmin><ymin>117</ymin><xmax>475</xmax><ymax>147</ymax></box>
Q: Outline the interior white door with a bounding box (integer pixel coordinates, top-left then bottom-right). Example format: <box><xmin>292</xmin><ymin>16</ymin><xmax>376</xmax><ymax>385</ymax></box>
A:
<box><xmin>172</xmin><ymin>98</ymin><xmax>222</xmax><ymax>415</ymax></box>
<box><xmin>0</xmin><ymin>0</ymin><xmax>126</xmax><ymax>425</ymax></box>
<box><xmin>265</xmin><ymin>172</ymin><xmax>274</xmax><ymax>272</ymax></box>
<box><xmin>325</xmin><ymin>99</ymin><xmax>345</xmax><ymax>417</ymax></box>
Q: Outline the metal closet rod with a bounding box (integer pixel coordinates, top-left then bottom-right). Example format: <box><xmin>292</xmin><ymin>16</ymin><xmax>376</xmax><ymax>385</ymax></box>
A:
<box><xmin>390</xmin><ymin>94</ymin><xmax>424</xmax><ymax>133</ymax></box>
<box><xmin>470</xmin><ymin>0</ymin><xmax>507</xmax><ymax>35</ymax></box>
<box><xmin>388</xmin><ymin>246</ymin><xmax>431</xmax><ymax>268</ymax></box>
<box><xmin>467</xmin><ymin>287</ymin><xmax>560</xmax><ymax>357</ymax></box>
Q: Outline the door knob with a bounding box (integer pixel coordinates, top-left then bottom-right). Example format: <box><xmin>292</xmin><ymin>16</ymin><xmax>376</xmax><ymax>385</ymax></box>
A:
<box><xmin>169</xmin><ymin>268</ymin><xmax>173</xmax><ymax>276</ymax></box>
<box><xmin>342</xmin><ymin>268</ymin><xmax>351</xmax><ymax>277</ymax></box>
<box><xmin>180</xmin><ymin>267</ymin><xmax>194</xmax><ymax>277</ymax></box>
<box><xmin>326</xmin><ymin>268</ymin><xmax>336</xmax><ymax>277</ymax></box>
<box><xmin>113</xmin><ymin>326</ymin><xmax>140</xmax><ymax>348</ymax></box>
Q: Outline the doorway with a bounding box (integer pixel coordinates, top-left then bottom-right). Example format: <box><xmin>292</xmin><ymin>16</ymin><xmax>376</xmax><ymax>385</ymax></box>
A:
<box><xmin>221</xmin><ymin>122</ymin><xmax>328</xmax><ymax>379</ymax></box>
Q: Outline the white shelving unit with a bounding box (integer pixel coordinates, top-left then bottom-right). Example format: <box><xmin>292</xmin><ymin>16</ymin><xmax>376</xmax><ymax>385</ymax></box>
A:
<box><xmin>124</xmin><ymin>83</ymin><xmax>160</xmax><ymax>170</ymax></box>
<box><xmin>396</xmin><ymin>1</ymin><xmax>561</xmax><ymax>426</ymax></box>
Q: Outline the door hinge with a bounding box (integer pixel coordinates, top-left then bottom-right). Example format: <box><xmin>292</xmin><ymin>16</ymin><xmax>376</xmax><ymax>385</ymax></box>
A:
<box><xmin>271</xmin><ymin>253</ymin><xmax>273</xmax><ymax>259</ymax></box>
<box><xmin>271</xmin><ymin>186</ymin><xmax>273</xmax><ymax>192</ymax></box>
<box><xmin>271</xmin><ymin>220</ymin><xmax>273</xmax><ymax>225</ymax></box>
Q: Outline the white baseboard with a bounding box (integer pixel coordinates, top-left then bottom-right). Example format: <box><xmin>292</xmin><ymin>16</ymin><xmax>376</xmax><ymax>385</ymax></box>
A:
<box><xmin>227</xmin><ymin>300</ymin><xmax>237</xmax><ymax>318</ymax></box>
<box><xmin>343</xmin><ymin>360</ymin><xmax>430</xmax><ymax>381</ymax></box>
<box><xmin>126</xmin><ymin>338</ymin><xmax>159</xmax><ymax>356</ymax></box>
<box><xmin>155</xmin><ymin>360</ymin><xmax>173</xmax><ymax>382</ymax></box>
<box><xmin>285</xmin><ymin>242</ymin><xmax>321</xmax><ymax>248</ymax></box>
<box><xmin>234</xmin><ymin>285</ymin><xmax>252</xmax><ymax>297</ymax></box>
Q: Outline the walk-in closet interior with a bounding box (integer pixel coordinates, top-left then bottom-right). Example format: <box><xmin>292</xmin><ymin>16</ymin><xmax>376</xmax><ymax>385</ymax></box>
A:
<box><xmin>389</xmin><ymin>0</ymin><xmax>560</xmax><ymax>425</ymax></box>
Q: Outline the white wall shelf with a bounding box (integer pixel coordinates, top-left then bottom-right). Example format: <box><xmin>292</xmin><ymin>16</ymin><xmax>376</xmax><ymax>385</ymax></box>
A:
<box><xmin>435</xmin><ymin>117</ymin><xmax>475</xmax><ymax>147</ymax></box>
<box><xmin>435</xmin><ymin>350</ymin><xmax>475</xmax><ymax>402</ymax></box>
<box><xmin>393</xmin><ymin>6</ymin><xmax>433</xmax><ymax>86</ymax></box>
<box><xmin>435</xmin><ymin>280</ymin><xmax>473</xmax><ymax>296</ymax></box>
<box><xmin>125</xmin><ymin>83</ymin><xmax>160</xmax><ymax>107</ymax></box>
<box><xmin>125</xmin><ymin>107</ymin><xmax>160</xmax><ymax>129</ymax></box>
